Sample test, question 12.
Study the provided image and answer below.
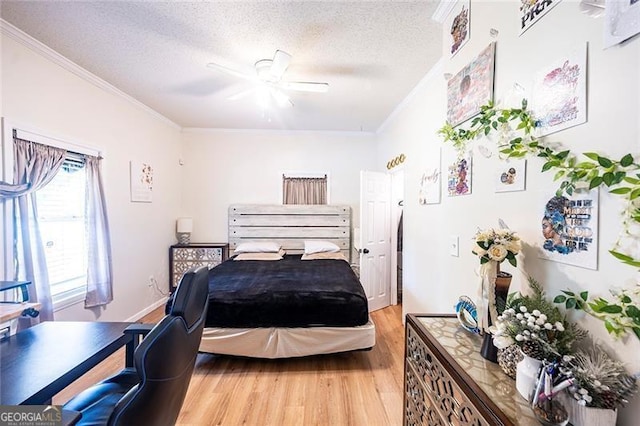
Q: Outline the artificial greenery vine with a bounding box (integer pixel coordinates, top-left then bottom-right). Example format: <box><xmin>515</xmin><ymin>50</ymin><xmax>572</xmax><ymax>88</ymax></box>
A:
<box><xmin>438</xmin><ymin>99</ymin><xmax>640</xmax><ymax>267</ymax></box>
<box><xmin>438</xmin><ymin>99</ymin><xmax>640</xmax><ymax>340</ymax></box>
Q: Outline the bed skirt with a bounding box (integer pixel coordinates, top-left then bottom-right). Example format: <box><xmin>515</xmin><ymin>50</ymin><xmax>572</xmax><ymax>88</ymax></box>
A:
<box><xmin>199</xmin><ymin>319</ymin><xmax>376</xmax><ymax>359</ymax></box>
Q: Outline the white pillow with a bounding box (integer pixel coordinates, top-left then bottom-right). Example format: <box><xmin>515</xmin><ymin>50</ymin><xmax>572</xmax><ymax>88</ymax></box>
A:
<box><xmin>234</xmin><ymin>241</ymin><xmax>281</xmax><ymax>254</ymax></box>
<box><xmin>304</xmin><ymin>240</ymin><xmax>341</xmax><ymax>254</ymax></box>
<box><xmin>234</xmin><ymin>249</ymin><xmax>285</xmax><ymax>261</ymax></box>
<box><xmin>301</xmin><ymin>252</ymin><xmax>347</xmax><ymax>261</ymax></box>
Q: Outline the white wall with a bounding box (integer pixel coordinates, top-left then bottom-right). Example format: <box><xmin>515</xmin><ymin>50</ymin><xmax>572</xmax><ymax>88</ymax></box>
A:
<box><xmin>0</xmin><ymin>31</ymin><xmax>183</xmax><ymax>321</ymax></box>
<box><xmin>376</xmin><ymin>1</ymin><xmax>640</xmax><ymax>423</ymax></box>
<box><xmin>181</xmin><ymin>129</ymin><xmax>376</xmax><ymax>243</ymax></box>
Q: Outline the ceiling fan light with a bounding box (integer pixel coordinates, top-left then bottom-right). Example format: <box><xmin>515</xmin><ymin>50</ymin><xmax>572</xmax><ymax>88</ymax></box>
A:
<box><xmin>255</xmin><ymin>59</ymin><xmax>279</xmax><ymax>82</ymax></box>
<box><xmin>270</xmin><ymin>88</ymin><xmax>293</xmax><ymax>108</ymax></box>
<box><xmin>256</xmin><ymin>86</ymin><xmax>271</xmax><ymax>108</ymax></box>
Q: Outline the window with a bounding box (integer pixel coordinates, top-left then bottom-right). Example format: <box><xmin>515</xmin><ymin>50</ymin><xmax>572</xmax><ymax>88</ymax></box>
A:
<box><xmin>36</xmin><ymin>156</ymin><xmax>87</xmax><ymax>303</ymax></box>
<box><xmin>282</xmin><ymin>174</ymin><xmax>328</xmax><ymax>205</ymax></box>
<box><xmin>4</xmin><ymin>125</ymin><xmax>112</xmax><ymax>316</ymax></box>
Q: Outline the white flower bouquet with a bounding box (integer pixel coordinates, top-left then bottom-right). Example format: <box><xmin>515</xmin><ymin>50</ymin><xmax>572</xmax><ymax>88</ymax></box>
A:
<box><xmin>472</xmin><ymin>228</ymin><xmax>521</xmax><ymax>267</ymax></box>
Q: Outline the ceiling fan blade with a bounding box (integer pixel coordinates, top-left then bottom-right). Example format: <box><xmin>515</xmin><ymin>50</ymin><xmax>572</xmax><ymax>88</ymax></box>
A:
<box><xmin>206</xmin><ymin>62</ymin><xmax>257</xmax><ymax>82</ymax></box>
<box><xmin>281</xmin><ymin>81</ymin><xmax>329</xmax><ymax>93</ymax></box>
<box><xmin>270</xmin><ymin>50</ymin><xmax>292</xmax><ymax>79</ymax></box>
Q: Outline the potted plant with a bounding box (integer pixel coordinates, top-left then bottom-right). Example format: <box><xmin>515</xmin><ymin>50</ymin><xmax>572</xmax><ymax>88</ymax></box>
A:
<box><xmin>561</xmin><ymin>344</ymin><xmax>638</xmax><ymax>426</ymax></box>
<box><xmin>490</xmin><ymin>277</ymin><xmax>586</xmax><ymax>399</ymax></box>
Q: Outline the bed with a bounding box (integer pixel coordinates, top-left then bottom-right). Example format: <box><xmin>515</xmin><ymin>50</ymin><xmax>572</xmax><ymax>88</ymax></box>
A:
<box><xmin>197</xmin><ymin>204</ymin><xmax>375</xmax><ymax>358</ymax></box>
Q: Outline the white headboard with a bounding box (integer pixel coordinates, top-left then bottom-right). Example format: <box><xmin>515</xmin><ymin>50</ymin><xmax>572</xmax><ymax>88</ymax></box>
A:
<box><xmin>228</xmin><ymin>204</ymin><xmax>351</xmax><ymax>260</ymax></box>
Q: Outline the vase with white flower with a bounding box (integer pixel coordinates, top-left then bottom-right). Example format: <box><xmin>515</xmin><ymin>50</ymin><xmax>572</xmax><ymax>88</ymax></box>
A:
<box><xmin>472</xmin><ymin>227</ymin><xmax>521</xmax><ymax>362</ymax></box>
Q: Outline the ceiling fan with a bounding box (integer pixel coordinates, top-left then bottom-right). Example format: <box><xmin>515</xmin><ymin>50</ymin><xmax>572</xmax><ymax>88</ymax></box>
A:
<box><xmin>207</xmin><ymin>50</ymin><xmax>329</xmax><ymax>107</ymax></box>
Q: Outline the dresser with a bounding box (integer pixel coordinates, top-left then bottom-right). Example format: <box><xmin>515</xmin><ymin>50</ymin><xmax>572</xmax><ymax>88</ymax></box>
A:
<box><xmin>404</xmin><ymin>314</ymin><xmax>538</xmax><ymax>426</ymax></box>
<box><xmin>169</xmin><ymin>243</ymin><xmax>228</xmax><ymax>292</ymax></box>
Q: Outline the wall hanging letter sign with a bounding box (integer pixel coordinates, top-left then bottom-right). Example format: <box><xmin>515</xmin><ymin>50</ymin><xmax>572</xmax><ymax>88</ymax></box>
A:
<box><xmin>520</xmin><ymin>0</ymin><xmax>563</xmax><ymax>36</ymax></box>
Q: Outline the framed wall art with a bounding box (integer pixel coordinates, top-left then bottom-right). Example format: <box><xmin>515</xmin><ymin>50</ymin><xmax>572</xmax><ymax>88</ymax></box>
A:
<box><xmin>538</xmin><ymin>188</ymin><xmax>599</xmax><ymax>270</ymax></box>
<box><xmin>444</xmin><ymin>0</ymin><xmax>470</xmax><ymax>58</ymax></box>
<box><xmin>447</xmin><ymin>153</ymin><xmax>472</xmax><ymax>197</ymax></box>
<box><xmin>604</xmin><ymin>0</ymin><xmax>640</xmax><ymax>48</ymax></box>
<box><xmin>520</xmin><ymin>0</ymin><xmax>563</xmax><ymax>35</ymax></box>
<box><xmin>494</xmin><ymin>159</ymin><xmax>527</xmax><ymax>193</ymax></box>
<box><xmin>130</xmin><ymin>161</ymin><xmax>154</xmax><ymax>203</ymax></box>
<box><xmin>446</xmin><ymin>42</ymin><xmax>495</xmax><ymax>128</ymax></box>
<box><xmin>529</xmin><ymin>43</ymin><xmax>587</xmax><ymax>137</ymax></box>
<box><xmin>419</xmin><ymin>148</ymin><xmax>442</xmax><ymax>205</ymax></box>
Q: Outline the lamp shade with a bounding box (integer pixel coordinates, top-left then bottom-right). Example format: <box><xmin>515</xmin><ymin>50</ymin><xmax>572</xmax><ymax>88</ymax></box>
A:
<box><xmin>176</xmin><ymin>217</ymin><xmax>193</xmax><ymax>233</ymax></box>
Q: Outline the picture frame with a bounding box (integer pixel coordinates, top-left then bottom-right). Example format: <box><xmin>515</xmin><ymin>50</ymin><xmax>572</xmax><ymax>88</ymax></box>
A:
<box><xmin>529</xmin><ymin>43</ymin><xmax>587</xmax><ymax>137</ymax></box>
<box><xmin>446</xmin><ymin>42</ymin><xmax>495</xmax><ymax>128</ymax></box>
<box><xmin>419</xmin><ymin>148</ymin><xmax>442</xmax><ymax>205</ymax></box>
<box><xmin>494</xmin><ymin>159</ymin><xmax>526</xmax><ymax>193</ymax></box>
<box><xmin>520</xmin><ymin>0</ymin><xmax>563</xmax><ymax>36</ymax></box>
<box><xmin>447</xmin><ymin>153</ymin><xmax>472</xmax><ymax>197</ymax></box>
<box><xmin>444</xmin><ymin>0</ymin><xmax>470</xmax><ymax>58</ymax></box>
<box><xmin>604</xmin><ymin>0</ymin><xmax>640</xmax><ymax>48</ymax></box>
<box><xmin>538</xmin><ymin>188</ymin><xmax>599</xmax><ymax>270</ymax></box>
<box><xmin>130</xmin><ymin>161</ymin><xmax>154</xmax><ymax>203</ymax></box>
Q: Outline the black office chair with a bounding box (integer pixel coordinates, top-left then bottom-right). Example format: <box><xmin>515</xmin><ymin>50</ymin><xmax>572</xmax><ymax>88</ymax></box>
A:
<box><xmin>64</xmin><ymin>266</ymin><xmax>209</xmax><ymax>426</ymax></box>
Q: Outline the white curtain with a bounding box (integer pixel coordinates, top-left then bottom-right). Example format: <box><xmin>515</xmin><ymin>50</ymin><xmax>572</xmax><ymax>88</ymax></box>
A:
<box><xmin>282</xmin><ymin>176</ymin><xmax>327</xmax><ymax>205</ymax></box>
<box><xmin>84</xmin><ymin>155</ymin><xmax>113</xmax><ymax>308</ymax></box>
<box><xmin>11</xmin><ymin>138</ymin><xmax>67</xmax><ymax>322</ymax></box>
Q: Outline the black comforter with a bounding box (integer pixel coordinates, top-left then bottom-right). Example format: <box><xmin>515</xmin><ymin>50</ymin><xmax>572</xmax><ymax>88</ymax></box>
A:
<box><xmin>204</xmin><ymin>255</ymin><xmax>369</xmax><ymax>328</ymax></box>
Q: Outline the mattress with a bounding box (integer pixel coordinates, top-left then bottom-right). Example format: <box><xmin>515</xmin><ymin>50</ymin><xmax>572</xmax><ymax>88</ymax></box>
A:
<box><xmin>204</xmin><ymin>255</ymin><xmax>369</xmax><ymax>328</ymax></box>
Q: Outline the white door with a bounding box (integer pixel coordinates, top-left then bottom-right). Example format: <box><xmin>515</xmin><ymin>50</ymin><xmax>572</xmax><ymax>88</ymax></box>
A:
<box><xmin>359</xmin><ymin>170</ymin><xmax>391</xmax><ymax>312</ymax></box>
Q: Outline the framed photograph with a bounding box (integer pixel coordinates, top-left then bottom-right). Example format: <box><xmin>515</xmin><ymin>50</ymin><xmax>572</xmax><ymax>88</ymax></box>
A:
<box><xmin>604</xmin><ymin>0</ymin><xmax>640</xmax><ymax>48</ymax></box>
<box><xmin>446</xmin><ymin>42</ymin><xmax>495</xmax><ymax>128</ymax></box>
<box><xmin>447</xmin><ymin>153</ymin><xmax>472</xmax><ymax>197</ymax></box>
<box><xmin>520</xmin><ymin>0</ymin><xmax>563</xmax><ymax>35</ymax></box>
<box><xmin>494</xmin><ymin>159</ymin><xmax>527</xmax><ymax>192</ymax></box>
<box><xmin>130</xmin><ymin>161</ymin><xmax>154</xmax><ymax>203</ymax></box>
<box><xmin>538</xmin><ymin>188</ymin><xmax>599</xmax><ymax>270</ymax></box>
<box><xmin>444</xmin><ymin>0</ymin><xmax>470</xmax><ymax>58</ymax></box>
<box><xmin>529</xmin><ymin>44</ymin><xmax>587</xmax><ymax>137</ymax></box>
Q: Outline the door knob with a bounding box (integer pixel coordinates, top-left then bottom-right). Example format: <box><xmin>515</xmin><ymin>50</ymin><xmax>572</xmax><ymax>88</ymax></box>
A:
<box><xmin>362</xmin><ymin>248</ymin><xmax>370</xmax><ymax>254</ymax></box>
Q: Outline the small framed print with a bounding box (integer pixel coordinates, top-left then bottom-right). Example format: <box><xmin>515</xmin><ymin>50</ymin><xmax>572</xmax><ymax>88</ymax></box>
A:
<box><xmin>445</xmin><ymin>0</ymin><xmax>470</xmax><ymax>58</ymax></box>
<box><xmin>130</xmin><ymin>161</ymin><xmax>153</xmax><ymax>203</ymax></box>
<box><xmin>494</xmin><ymin>159</ymin><xmax>526</xmax><ymax>193</ymax></box>
<box><xmin>446</xmin><ymin>43</ymin><xmax>495</xmax><ymax>127</ymax></box>
<box><xmin>447</xmin><ymin>153</ymin><xmax>472</xmax><ymax>197</ymax></box>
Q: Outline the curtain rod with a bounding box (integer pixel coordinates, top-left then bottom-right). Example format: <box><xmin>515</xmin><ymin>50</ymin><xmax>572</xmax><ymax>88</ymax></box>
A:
<box><xmin>282</xmin><ymin>174</ymin><xmax>327</xmax><ymax>179</ymax></box>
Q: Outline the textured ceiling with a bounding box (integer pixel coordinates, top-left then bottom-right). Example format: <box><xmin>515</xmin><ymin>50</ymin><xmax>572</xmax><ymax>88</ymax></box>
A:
<box><xmin>1</xmin><ymin>1</ymin><xmax>443</xmax><ymax>132</ymax></box>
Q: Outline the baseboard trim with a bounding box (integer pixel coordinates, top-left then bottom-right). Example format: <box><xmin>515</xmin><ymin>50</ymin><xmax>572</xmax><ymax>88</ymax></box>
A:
<box><xmin>126</xmin><ymin>297</ymin><xmax>168</xmax><ymax>322</ymax></box>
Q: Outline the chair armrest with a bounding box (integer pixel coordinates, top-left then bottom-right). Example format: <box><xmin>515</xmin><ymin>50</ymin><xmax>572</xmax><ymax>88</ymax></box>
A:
<box><xmin>124</xmin><ymin>323</ymin><xmax>154</xmax><ymax>338</ymax></box>
<box><xmin>123</xmin><ymin>323</ymin><xmax>155</xmax><ymax>367</ymax></box>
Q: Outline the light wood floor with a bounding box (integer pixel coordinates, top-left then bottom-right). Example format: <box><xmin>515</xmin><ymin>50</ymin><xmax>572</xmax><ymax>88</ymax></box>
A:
<box><xmin>54</xmin><ymin>304</ymin><xmax>406</xmax><ymax>425</ymax></box>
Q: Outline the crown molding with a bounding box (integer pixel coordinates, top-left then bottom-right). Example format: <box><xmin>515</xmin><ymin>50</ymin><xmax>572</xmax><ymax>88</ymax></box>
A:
<box><xmin>181</xmin><ymin>127</ymin><xmax>376</xmax><ymax>137</ymax></box>
<box><xmin>376</xmin><ymin>58</ymin><xmax>444</xmax><ymax>135</ymax></box>
<box><xmin>432</xmin><ymin>0</ymin><xmax>457</xmax><ymax>23</ymax></box>
<box><xmin>1</xmin><ymin>19</ymin><xmax>180</xmax><ymax>130</ymax></box>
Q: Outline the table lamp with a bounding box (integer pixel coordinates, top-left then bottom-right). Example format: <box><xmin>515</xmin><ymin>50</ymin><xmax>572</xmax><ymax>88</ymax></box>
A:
<box><xmin>176</xmin><ymin>217</ymin><xmax>193</xmax><ymax>245</ymax></box>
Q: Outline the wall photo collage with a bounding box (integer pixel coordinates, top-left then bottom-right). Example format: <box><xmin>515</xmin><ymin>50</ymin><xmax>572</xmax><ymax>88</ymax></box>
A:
<box><xmin>426</xmin><ymin>0</ymin><xmax>637</xmax><ymax>270</ymax></box>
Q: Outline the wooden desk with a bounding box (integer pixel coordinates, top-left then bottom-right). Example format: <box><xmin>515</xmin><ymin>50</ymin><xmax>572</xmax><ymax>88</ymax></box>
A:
<box><xmin>0</xmin><ymin>321</ymin><xmax>134</xmax><ymax>405</ymax></box>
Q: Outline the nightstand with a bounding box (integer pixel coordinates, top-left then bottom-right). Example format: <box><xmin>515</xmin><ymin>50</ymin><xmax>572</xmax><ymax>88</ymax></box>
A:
<box><xmin>169</xmin><ymin>243</ymin><xmax>228</xmax><ymax>292</ymax></box>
